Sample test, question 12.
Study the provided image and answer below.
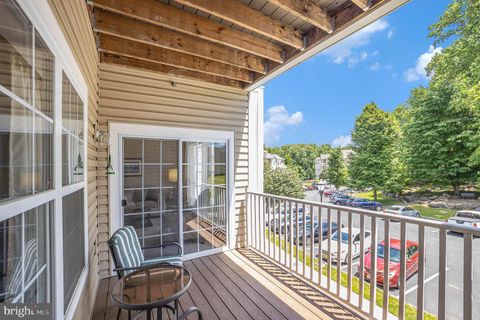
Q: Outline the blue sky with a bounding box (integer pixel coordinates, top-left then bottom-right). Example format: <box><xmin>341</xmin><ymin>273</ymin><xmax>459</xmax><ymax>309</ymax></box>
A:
<box><xmin>264</xmin><ymin>0</ymin><xmax>452</xmax><ymax>147</ymax></box>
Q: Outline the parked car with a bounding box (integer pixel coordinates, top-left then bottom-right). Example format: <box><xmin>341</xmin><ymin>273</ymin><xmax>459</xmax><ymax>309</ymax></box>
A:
<box><xmin>384</xmin><ymin>205</ymin><xmax>420</xmax><ymax>217</ymax></box>
<box><xmin>269</xmin><ymin>207</ymin><xmax>310</xmax><ymax>234</ymax></box>
<box><xmin>345</xmin><ymin>198</ymin><xmax>356</xmax><ymax>206</ymax></box>
<box><xmin>323</xmin><ymin>189</ymin><xmax>336</xmax><ymax>196</ymax></box>
<box><xmin>363</xmin><ymin>239</ymin><xmax>419</xmax><ymax>288</ymax></box>
<box><xmin>350</xmin><ymin>198</ymin><xmax>383</xmax><ymax>211</ymax></box>
<box><xmin>446</xmin><ymin>210</ymin><xmax>480</xmax><ymax>231</ymax></box>
<box><xmin>292</xmin><ymin>220</ymin><xmax>339</xmax><ymax>246</ymax></box>
<box><xmin>321</xmin><ymin>227</ymin><xmax>371</xmax><ymax>264</ymax></box>
<box><xmin>331</xmin><ymin>194</ymin><xmax>352</xmax><ymax>206</ymax></box>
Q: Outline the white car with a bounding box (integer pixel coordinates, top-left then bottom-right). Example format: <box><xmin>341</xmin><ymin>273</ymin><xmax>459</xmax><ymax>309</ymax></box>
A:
<box><xmin>446</xmin><ymin>210</ymin><xmax>480</xmax><ymax>230</ymax></box>
<box><xmin>321</xmin><ymin>227</ymin><xmax>371</xmax><ymax>264</ymax></box>
<box><xmin>384</xmin><ymin>205</ymin><xmax>420</xmax><ymax>218</ymax></box>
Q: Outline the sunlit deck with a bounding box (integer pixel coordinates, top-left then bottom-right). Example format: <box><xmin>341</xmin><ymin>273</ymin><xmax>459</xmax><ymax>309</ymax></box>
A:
<box><xmin>92</xmin><ymin>249</ymin><xmax>364</xmax><ymax>320</ymax></box>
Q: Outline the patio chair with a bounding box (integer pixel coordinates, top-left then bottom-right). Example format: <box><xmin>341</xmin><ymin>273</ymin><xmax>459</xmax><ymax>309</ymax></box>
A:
<box><xmin>108</xmin><ymin>225</ymin><xmax>183</xmax><ymax>278</ymax></box>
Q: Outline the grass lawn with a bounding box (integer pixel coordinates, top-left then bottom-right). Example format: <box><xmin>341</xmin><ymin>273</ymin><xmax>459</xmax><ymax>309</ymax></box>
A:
<box><xmin>352</xmin><ymin>191</ymin><xmax>401</xmax><ymax>206</ymax></box>
<box><xmin>268</xmin><ymin>232</ymin><xmax>437</xmax><ymax>320</ymax></box>
<box><xmin>411</xmin><ymin>204</ymin><xmax>457</xmax><ymax>220</ymax></box>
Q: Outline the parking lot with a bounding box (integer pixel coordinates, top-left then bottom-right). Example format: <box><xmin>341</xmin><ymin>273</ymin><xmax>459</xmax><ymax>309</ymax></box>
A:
<box><xmin>303</xmin><ymin>190</ymin><xmax>480</xmax><ymax>319</ymax></box>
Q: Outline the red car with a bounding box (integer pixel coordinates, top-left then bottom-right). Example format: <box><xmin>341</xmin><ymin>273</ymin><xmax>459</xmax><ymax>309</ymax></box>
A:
<box><xmin>323</xmin><ymin>189</ymin><xmax>335</xmax><ymax>196</ymax></box>
<box><xmin>362</xmin><ymin>239</ymin><xmax>419</xmax><ymax>288</ymax></box>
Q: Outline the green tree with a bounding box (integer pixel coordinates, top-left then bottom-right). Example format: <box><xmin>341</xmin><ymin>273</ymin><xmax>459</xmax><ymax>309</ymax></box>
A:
<box><xmin>403</xmin><ymin>86</ymin><xmax>478</xmax><ymax>195</ymax></box>
<box><xmin>264</xmin><ymin>161</ymin><xmax>304</xmax><ymax>199</ymax></box>
<box><xmin>348</xmin><ymin>103</ymin><xmax>397</xmax><ymax>201</ymax></box>
<box><xmin>427</xmin><ymin>0</ymin><xmax>480</xmax><ymax>168</ymax></box>
<box><xmin>265</xmin><ymin>144</ymin><xmax>331</xmax><ymax>180</ymax></box>
<box><xmin>321</xmin><ymin>148</ymin><xmax>348</xmax><ymax>189</ymax></box>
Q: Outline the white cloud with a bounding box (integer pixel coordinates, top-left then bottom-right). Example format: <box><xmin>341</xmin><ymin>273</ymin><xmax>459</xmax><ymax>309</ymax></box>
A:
<box><xmin>387</xmin><ymin>30</ymin><xmax>394</xmax><ymax>39</ymax></box>
<box><xmin>369</xmin><ymin>62</ymin><xmax>382</xmax><ymax>71</ymax></box>
<box><xmin>264</xmin><ymin>105</ymin><xmax>303</xmax><ymax>145</ymax></box>
<box><xmin>322</xmin><ymin>19</ymin><xmax>389</xmax><ymax>66</ymax></box>
<box><xmin>332</xmin><ymin>135</ymin><xmax>352</xmax><ymax>147</ymax></box>
<box><xmin>403</xmin><ymin>45</ymin><xmax>442</xmax><ymax>82</ymax></box>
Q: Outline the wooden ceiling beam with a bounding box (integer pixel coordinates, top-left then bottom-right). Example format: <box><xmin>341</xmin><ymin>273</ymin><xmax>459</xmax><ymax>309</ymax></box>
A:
<box><xmin>351</xmin><ymin>0</ymin><xmax>371</xmax><ymax>11</ymax></box>
<box><xmin>88</xmin><ymin>0</ymin><xmax>284</xmax><ymax>63</ymax></box>
<box><xmin>94</xmin><ymin>9</ymin><xmax>266</xmax><ymax>74</ymax></box>
<box><xmin>174</xmin><ymin>0</ymin><xmax>304</xmax><ymax>49</ymax></box>
<box><xmin>99</xmin><ymin>34</ymin><xmax>254</xmax><ymax>83</ymax></box>
<box><xmin>267</xmin><ymin>0</ymin><xmax>333</xmax><ymax>33</ymax></box>
<box><xmin>101</xmin><ymin>52</ymin><xmax>246</xmax><ymax>88</ymax></box>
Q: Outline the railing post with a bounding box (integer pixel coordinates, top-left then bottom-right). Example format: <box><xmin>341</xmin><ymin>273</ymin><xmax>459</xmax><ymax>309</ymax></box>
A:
<box><xmin>245</xmin><ymin>189</ymin><xmax>250</xmax><ymax>248</ymax></box>
<box><xmin>438</xmin><ymin>228</ymin><xmax>447</xmax><ymax>320</ymax></box>
<box><xmin>463</xmin><ymin>233</ymin><xmax>473</xmax><ymax>320</ymax></box>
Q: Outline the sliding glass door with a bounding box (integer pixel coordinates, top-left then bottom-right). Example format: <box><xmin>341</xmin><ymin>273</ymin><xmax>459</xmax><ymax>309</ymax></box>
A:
<box><xmin>121</xmin><ymin>137</ymin><xmax>228</xmax><ymax>257</ymax></box>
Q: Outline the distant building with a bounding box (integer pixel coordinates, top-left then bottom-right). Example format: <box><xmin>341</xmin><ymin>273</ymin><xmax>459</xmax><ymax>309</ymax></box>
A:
<box><xmin>264</xmin><ymin>151</ymin><xmax>286</xmax><ymax>170</ymax></box>
<box><xmin>315</xmin><ymin>149</ymin><xmax>353</xmax><ymax>179</ymax></box>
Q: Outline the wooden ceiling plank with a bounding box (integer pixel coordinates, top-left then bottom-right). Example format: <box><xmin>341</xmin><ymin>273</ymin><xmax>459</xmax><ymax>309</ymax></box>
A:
<box><xmin>94</xmin><ymin>9</ymin><xmax>266</xmax><ymax>74</ymax></box>
<box><xmin>99</xmin><ymin>34</ymin><xmax>253</xmax><ymax>83</ymax></box>
<box><xmin>88</xmin><ymin>0</ymin><xmax>284</xmax><ymax>63</ymax></box>
<box><xmin>267</xmin><ymin>0</ymin><xmax>333</xmax><ymax>33</ymax></box>
<box><xmin>101</xmin><ymin>52</ymin><xmax>246</xmax><ymax>88</ymax></box>
<box><xmin>351</xmin><ymin>0</ymin><xmax>371</xmax><ymax>11</ymax></box>
<box><xmin>173</xmin><ymin>0</ymin><xmax>304</xmax><ymax>49</ymax></box>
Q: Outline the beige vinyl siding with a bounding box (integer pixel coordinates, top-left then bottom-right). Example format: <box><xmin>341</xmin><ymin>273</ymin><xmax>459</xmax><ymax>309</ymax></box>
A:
<box><xmin>47</xmin><ymin>1</ymin><xmax>99</xmax><ymax>319</ymax></box>
<box><xmin>97</xmin><ymin>63</ymin><xmax>249</xmax><ymax>276</ymax></box>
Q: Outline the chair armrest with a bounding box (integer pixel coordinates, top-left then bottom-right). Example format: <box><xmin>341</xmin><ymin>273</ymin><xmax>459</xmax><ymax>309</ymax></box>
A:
<box><xmin>141</xmin><ymin>242</ymin><xmax>183</xmax><ymax>255</ymax></box>
<box><xmin>178</xmin><ymin>307</ymin><xmax>203</xmax><ymax>320</ymax></box>
<box><xmin>113</xmin><ymin>266</ymin><xmax>143</xmax><ymax>273</ymax></box>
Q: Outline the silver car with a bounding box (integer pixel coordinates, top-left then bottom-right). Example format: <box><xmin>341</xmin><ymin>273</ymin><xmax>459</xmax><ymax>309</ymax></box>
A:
<box><xmin>446</xmin><ymin>211</ymin><xmax>480</xmax><ymax>230</ymax></box>
<box><xmin>384</xmin><ymin>205</ymin><xmax>420</xmax><ymax>218</ymax></box>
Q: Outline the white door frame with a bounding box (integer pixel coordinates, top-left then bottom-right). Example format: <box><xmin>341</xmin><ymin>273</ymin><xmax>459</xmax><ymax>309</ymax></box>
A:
<box><xmin>108</xmin><ymin>123</ymin><xmax>235</xmax><ymax>270</ymax></box>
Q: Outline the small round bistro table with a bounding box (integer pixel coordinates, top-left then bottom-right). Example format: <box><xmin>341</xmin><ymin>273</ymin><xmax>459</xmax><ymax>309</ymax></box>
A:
<box><xmin>111</xmin><ymin>264</ymin><xmax>191</xmax><ymax>320</ymax></box>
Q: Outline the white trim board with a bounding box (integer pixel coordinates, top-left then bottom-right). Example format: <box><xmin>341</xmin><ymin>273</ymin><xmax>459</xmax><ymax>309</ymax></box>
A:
<box><xmin>108</xmin><ymin>122</ymin><xmax>236</xmax><ymax>274</ymax></box>
<box><xmin>245</xmin><ymin>0</ymin><xmax>410</xmax><ymax>91</ymax></box>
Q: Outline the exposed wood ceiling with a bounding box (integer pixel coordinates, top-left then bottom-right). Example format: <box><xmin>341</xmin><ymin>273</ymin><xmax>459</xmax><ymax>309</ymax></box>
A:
<box><xmin>87</xmin><ymin>0</ymin><xmax>405</xmax><ymax>89</ymax></box>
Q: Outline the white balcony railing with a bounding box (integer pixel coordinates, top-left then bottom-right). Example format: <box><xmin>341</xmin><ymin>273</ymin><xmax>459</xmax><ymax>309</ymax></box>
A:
<box><xmin>246</xmin><ymin>191</ymin><xmax>480</xmax><ymax>320</ymax></box>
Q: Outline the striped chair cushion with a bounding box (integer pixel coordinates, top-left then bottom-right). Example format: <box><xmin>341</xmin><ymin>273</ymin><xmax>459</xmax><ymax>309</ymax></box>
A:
<box><xmin>109</xmin><ymin>226</ymin><xmax>144</xmax><ymax>277</ymax></box>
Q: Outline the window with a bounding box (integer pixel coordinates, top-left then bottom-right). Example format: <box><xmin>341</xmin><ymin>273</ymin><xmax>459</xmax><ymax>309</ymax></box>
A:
<box><xmin>0</xmin><ymin>203</ymin><xmax>52</xmax><ymax>303</ymax></box>
<box><xmin>62</xmin><ymin>189</ymin><xmax>85</xmax><ymax>312</ymax></box>
<box><xmin>0</xmin><ymin>0</ymin><xmax>87</xmax><ymax>317</ymax></box>
<box><xmin>0</xmin><ymin>0</ymin><xmax>54</xmax><ymax>203</ymax></box>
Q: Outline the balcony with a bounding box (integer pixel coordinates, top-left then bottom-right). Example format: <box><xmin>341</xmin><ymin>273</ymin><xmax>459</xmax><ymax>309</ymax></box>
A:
<box><xmin>93</xmin><ymin>192</ymin><xmax>479</xmax><ymax>320</ymax></box>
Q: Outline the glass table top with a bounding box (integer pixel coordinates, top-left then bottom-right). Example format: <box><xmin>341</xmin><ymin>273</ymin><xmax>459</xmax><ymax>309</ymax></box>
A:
<box><xmin>112</xmin><ymin>264</ymin><xmax>191</xmax><ymax>310</ymax></box>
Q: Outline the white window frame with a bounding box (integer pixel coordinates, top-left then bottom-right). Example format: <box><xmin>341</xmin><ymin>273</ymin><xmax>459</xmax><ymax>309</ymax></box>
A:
<box><xmin>0</xmin><ymin>1</ymin><xmax>89</xmax><ymax>319</ymax></box>
<box><xmin>109</xmin><ymin>123</ymin><xmax>235</xmax><ymax>272</ymax></box>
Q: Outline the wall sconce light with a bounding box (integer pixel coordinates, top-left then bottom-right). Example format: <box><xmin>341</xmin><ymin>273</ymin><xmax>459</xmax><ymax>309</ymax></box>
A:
<box><xmin>106</xmin><ymin>154</ymin><xmax>115</xmax><ymax>175</ymax></box>
<box><xmin>73</xmin><ymin>152</ymin><xmax>84</xmax><ymax>176</ymax></box>
<box><xmin>95</xmin><ymin>129</ymin><xmax>109</xmax><ymax>146</ymax></box>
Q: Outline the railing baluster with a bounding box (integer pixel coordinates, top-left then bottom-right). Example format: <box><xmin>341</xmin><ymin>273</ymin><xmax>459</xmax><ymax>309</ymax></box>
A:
<box><xmin>302</xmin><ymin>203</ymin><xmax>307</xmax><ymax>277</ymax></box>
<box><xmin>310</xmin><ymin>204</ymin><xmax>314</xmax><ymax>281</ymax></box>
<box><xmin>273</xmin><ymin>198</ymin><xmax>276</xmax><ymax>260</ymax></box>
<box><xmin>336</xmin><ymin>210</ymin><xmax>342</xmax><ymax>296</ymax></box>
<box><xmin>347</xmin><ymin>211</ymin><xmax>353</xmax><ymax>302</ymax></box>
<box><xmin>318</xmin><ymin>206</ymin><xmax>323</xmax><ymax>287</ymax></box>
<box><xmin>255</xmin><ymin>194</ymin><xmax>259</xmax><ymax>250</ymax></box>
<box><xmin>417</xmin><ymin>224</ymin><xmax>425</xmax><ymax>320</ymax></box>
<box><xmin>369</xmin><ymin>216</ymin><xmax>377</xmax><ymax>317</ymax></box>
<box><xmin>246</xmin><ymin>192</ymin><xmax>250</xmax><ymax>248</ymax></box>
<box><xmin>359</xmin><ymin>214</ymin><xmax>365</xmax><ymax>309</ymax></box>
<box><xmin>399</xmin><ymin>221</ymin><xmax>407</xmax><ymax>320</ymax></box>
<box><xmin>267</xmin><ymin>196</ymin><xmax>271</xmax><ymax>256</ymax></box>
<box><xmin>463</xmin><ymin>232</ymin><xmax>473</xmax><ymax>320</ymax></box>
<box><xmin>262</xmin><ymin>196</ymin><xmax>266</xmax><ymax>254</ymax></box>
<box><xmin>280</xmin><ymin>199</ymin><xmax>284</xmax><ymax>264</ymax></box>
<box><xmin>289</xmin><ymin>200</ymin><xmax>293</xmax><ymax>270</ymax></box>
<box><xmin>383</xmin><ymin>218</ymin><xmax>390</xmax><ymax>320</ymax></box>
<box><xmin>438</xmin><ymin>228</ymin><xmax>447</xmax><ymax>320</ymax></box>
<box><xmin>296</xmin><ymin>202</ymin><xmax>299</xmax><ymax>274</ymax></box>
<box><xmin>327</xmin><ymin>208</ymin><xmax>332</xmax><ymax>291</ymax></box>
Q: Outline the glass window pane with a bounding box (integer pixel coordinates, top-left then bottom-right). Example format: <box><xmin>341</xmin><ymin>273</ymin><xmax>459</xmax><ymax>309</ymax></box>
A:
<box><xmin>61</xmin><ymin>131</ymin><xmax>68</xmax><ymax>186</ymax></box>
<box><xmin>183</xmin><ymin>209</ymin><xmax>198</xmax><ymax>232</ymax></box>
<box><xmin>144</xmin><ymin>139</ymin><xmax>160</xmax><ymax>163</ymax></box>
<box><xmin>63</xmin><ymin>189</ymin><xmax>85</xmax><ymax>312</ymax></box>
<box><xmin>198</xmin><ymin>228</ymin><xmax>213</xmax><ymax>251</ymax></box>
<box><xmin>124</xmin><ymin>138</ymin><xmax>142</xmax><ymax>161</ymax></box>
<box><xmin>183</xmin><ymin>231</ymin><xmax>198</xmax><ymax>255</ymax></box>
<box><xmin>143</xmin><ymin>212</ymin><xmax>160</xmax><ymax>238</ymax></box>
<box><xmin>162</xmin><ymin>140</ymin><xmax>177</xmax><ymax>164</ymax></box>
<box><xmin>0</xmin><ymin>0</ymin><xmax>33</xmax><ymax>104</ymax></box>
<box><xmin>144</xmin><ymin>189</ymin><xmax>160</xmax><ymax>212</ymax></box>
<box><xmin>211</xmin><ymin>142</ymin><xmax>226</xmax><ymax>164</ymax></box>
<box><xmin>123</xmin><ymin>190</ymin><xmax>141</xmax><ymax>214</ymax></box>
<box><xmin>182</xmin><ymin>142</ymin><xmax>197</xmax><ymax>165</ymax></box>
<box><xmin>0</xmin><ymin>93</ymin><xmax>33</xmax><ymax>202</ymax></box>
<box><xmin>143</xmin><ymin>165</ymin><xmax>160</xmax><ymax>188</ymax></box>
<box><xmin>0</xmin><ymin>203</ymin><xmax>51</xmax><ymax>304</ymax></box>
<box><xmin>162</xmin><ymin>164</ymin><xmax>177</xmax><ymax>188</ymax></box>
<box><xmin>34</xmin><ymin>115</ymin><xmax>53</xmax><ymax>192</ymax></box>
<box><xmin>34</xmin><ymin>31</ymin><xmax>54</xmax><ymax>118</ymax></box>
<box><xmin>182</xmin><ymin>165</ymin><xmax>196</xmax><ymax>187</ymax></box>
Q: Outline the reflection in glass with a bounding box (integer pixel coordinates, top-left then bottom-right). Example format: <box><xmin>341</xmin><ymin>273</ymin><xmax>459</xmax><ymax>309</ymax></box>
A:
<box><xmin>34</xmin><ymin>31</ymin><xmax>54</xmax><ymax>118</ymax></box>
<box><xmin>199</xmin><ymin>228</ymin><xmax>213</xmax><ymax>251</ymax></box>
<box><xmin>183</xmin><ymin>209</ymin><xmax>198</xmax><ymax>232</ymax></box>
<box><xmin>143</xmin><ymin>189</ymin><xmax>161</xmax><ymax>212</ymax></box>
<box><xmin>34</xmin><ymin>115</ymin><xmax>53</xmax><ymax>192</ymax></box>
<box><xmin>0</xmin><ymin>0</ymin><xmax>33</xmax><ymax>104</ymax></box>
<box><xmin>144</xmin><ymin>139</ymin><xmax>160</xmax><ymax>163</ymax></box>
<box><xmin>0</xmin><ymin>94</ymin><xmax>33</xmax><ymax>202</ymax></box>
<box><xmin>183</xmin><ymin>232</ymin><xmax>198</xmax><ymax>255</ymax></box>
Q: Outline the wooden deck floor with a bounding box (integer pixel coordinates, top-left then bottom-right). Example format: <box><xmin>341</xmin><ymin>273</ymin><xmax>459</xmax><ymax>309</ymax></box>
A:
<box><xmin>92</xmin><ymin>249</ymin><xmax>364</xmax><ymax>320</ymax></box>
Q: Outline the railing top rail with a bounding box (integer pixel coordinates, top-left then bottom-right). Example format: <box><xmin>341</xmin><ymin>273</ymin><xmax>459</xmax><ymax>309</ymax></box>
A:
<box><xmin>247</xmin><ymin>190</ymin><xmax>480</xmax><ymax>236</ymax></box>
